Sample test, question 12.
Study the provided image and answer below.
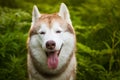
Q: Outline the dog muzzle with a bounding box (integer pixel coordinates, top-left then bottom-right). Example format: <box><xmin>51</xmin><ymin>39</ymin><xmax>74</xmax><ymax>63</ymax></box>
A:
<box><xmin>46</xmin><ymin>44</ymin><xmax>63</xmax><ymax>69</ymax></box>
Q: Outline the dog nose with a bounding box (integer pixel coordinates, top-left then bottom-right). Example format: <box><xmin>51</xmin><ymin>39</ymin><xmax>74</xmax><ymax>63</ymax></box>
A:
<box><xmin>46</xmin><ymin>40</ymin><xmax>56</xmax><ymax>49</ymax></box>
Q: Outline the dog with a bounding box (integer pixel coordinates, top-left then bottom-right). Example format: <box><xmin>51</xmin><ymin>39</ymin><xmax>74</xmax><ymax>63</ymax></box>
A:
<box><xmin>27</xmin><ymin>3</ymin><xmax>76</xmax><ymax>80</ymax></box>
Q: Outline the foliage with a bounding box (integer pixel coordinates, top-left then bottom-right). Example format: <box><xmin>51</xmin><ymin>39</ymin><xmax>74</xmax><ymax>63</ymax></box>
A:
<box><xmin>0</xmin><ymin>7</ymin><xmax>30</xmax><ymax>80</ymax></box>
<box><xmin>0</xmin><ymin>0</ymin><xmax>120</xmax><ymax>80</ymax></box>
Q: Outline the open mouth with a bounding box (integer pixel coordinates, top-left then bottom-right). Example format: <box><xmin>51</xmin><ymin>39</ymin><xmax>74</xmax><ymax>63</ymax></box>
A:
<box><xmin>45</xmin><ymin>44</ymin><xmax>63</xmax><ymax>69</ymax></box>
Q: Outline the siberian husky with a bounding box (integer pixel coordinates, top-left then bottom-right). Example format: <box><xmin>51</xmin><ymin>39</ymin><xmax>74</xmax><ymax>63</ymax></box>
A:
<box><xmin>27</xmin><ymin>3</ymin><xmax>76</xmax><ymax>80</ymax></box>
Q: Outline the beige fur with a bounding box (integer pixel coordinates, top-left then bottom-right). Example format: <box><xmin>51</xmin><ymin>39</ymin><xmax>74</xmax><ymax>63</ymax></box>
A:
<box><xmin>27</xmin><ymin>3</ymin><xmax>76</xmax><ymax>80</ymax></box>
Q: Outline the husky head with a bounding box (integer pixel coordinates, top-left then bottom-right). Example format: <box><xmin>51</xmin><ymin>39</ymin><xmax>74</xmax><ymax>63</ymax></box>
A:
<box><xmin>28</xmin><ymin>3</ymin><xmax>75</xmax><ymax>71</ymax></box>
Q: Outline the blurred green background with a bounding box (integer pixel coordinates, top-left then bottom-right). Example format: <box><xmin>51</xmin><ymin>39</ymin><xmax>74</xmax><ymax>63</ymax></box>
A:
<box><xmin>0</xmin><ymin>0</ymin><xmax>120</xmax><ymax>80</ymax></box>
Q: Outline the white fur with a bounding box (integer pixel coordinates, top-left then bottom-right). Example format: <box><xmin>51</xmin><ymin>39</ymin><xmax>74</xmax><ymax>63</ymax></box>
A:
<box><xmin>28</xmin><ymin>3</ymin><xmax>76</xmax><ymax>80</ymax></box>
<box><xmin>58</xmin><ymin>3</ymin><xmax>72</xmax><ymax>26</ymax></box>
<box><xmin>31</xmin><ymin>5</ymin><xmax>41</xmax><ymax>27</ymax></box>
<box><xmin>38</xmin><ymin>22</ymin><xmax>63</xmax><ymax>51</ymax></box>
<box><xmin>27</xmin><ymin>53</ymin><xmax>76</xmax><ymax>80</ymax></box>
<box><xmin>29</xmin><ymin>21</ymin><xmax>75</xmax><ymax>71</ymax></box>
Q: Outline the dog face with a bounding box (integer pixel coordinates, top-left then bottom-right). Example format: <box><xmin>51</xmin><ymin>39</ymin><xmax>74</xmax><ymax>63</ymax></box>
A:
<box><xmin>37</xmin><ymin>16</ymin><xmax>64</xmax><ymax>53</ymax></box>
<box><xmin>28</xmin><ymin>3</ymin><xmax>75</xmax><ymax>70</ymax></box>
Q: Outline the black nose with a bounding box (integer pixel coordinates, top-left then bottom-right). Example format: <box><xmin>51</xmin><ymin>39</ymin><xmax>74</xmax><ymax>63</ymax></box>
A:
<box><xmin>46</xmin><ymin>40</ymin><xmax>56</xmax><ymax>49</ymax></box>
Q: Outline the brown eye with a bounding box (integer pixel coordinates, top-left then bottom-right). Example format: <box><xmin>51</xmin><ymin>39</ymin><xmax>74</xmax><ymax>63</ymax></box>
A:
<box><xmin>39</xmin><ymin>31</ymin><xmax>45</xmax><ymax>35</ymax></box>
<box><xmin>56</xmin><ymin>30</ymin><xmax>61</xmax><ymax>33</ymax></box>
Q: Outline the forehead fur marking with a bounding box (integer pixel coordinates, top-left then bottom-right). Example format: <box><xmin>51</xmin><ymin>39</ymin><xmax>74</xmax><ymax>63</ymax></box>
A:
<box><xmin>39</xmin><ymin>14</ymin><xmax>62</xmax><ymax>28</ymax></box>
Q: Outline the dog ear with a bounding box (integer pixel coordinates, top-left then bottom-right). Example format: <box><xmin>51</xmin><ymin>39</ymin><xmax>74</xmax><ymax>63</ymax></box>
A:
<box><xmin>58</xmin><ymin>3</ymin><xmax>72</xmax><ymax>25</ymax></box>
<box><xmin>32</xmin><ymin>5</ymin><xmax>41</xmax><ymax>26</ymax></box>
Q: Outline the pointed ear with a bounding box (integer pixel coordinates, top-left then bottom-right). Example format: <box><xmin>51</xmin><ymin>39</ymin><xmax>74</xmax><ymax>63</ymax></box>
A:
<box><xmin>58</xmin><ymin>3</ymin><xmax>72</xmax><ymax>25</ymax></box>
<box><xmin>32</xmin><ymin>5</ymin><xmax>41</xmax><ymax>26</ymax></box>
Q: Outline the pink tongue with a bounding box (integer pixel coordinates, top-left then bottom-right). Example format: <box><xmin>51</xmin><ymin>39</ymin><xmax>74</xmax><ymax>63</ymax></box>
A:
<box><xmin>47</xmin><ymin>53</ymin><xmax>58</xmax><ymax>69</ymax></box>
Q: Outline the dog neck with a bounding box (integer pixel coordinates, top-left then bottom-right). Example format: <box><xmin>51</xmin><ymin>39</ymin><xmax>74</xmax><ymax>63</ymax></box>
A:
<box><xmin>29</xmin><ymin>47</ymin><xmax>74</xmax><ymax>78</ymax></box>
